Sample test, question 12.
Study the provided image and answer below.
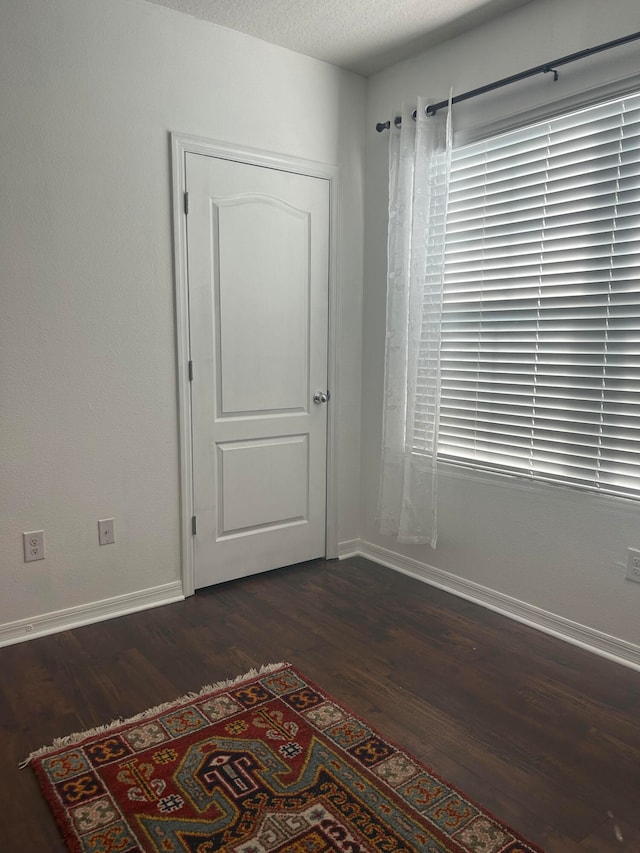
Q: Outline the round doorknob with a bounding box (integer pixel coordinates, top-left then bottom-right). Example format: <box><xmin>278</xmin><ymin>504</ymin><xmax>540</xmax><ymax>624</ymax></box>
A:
<box><xmin>313</xmin><ymin>390</ymin><xmax>330</xmax><ymax>404</ymax></box>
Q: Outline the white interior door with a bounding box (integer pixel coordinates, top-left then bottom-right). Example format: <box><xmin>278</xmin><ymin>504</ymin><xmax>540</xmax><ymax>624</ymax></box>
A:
<box><xmin>186</xmin><ymin>152</ymin><xmax>330</xmax><ymax>588</ymax></box>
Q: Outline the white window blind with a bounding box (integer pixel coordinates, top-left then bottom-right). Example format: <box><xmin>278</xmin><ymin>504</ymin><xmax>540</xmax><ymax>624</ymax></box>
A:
<box><xmin>434</xmin><ymin>91</ymin><xmax>640</xmax><ymax>499</ymax></box>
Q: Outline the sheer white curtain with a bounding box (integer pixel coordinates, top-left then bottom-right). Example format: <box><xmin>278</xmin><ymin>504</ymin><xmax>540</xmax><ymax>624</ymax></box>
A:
<box><xmin>377</xmin><ymin>96</ymin><xmax>452</xmax><ymax>548</ymax></box>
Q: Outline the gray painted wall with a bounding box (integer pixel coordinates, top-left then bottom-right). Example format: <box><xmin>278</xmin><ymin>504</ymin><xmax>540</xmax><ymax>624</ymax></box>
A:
<box><xmin>0</xmin><ymin>0</ymin><xmax>365</xmax><ymax>638</ymax></box>
<box><xmin>362</xmin><ymin>0</ymin><xmax>640</xmax><ymax>650</ymax></box>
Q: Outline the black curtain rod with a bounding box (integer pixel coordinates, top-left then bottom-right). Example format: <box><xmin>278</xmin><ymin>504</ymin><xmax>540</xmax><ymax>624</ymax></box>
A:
<box><xmin>375</xmin><ymin>30</ymin><xmax>640</xmax><ymax>132</ymax></box>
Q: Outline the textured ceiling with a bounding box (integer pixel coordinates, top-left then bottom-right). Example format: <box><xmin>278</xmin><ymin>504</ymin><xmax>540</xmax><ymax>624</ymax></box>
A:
<box><xmin>143</xmin><ymin>0</ymin><xmax>535</xmax><ymax>76</ymax></box>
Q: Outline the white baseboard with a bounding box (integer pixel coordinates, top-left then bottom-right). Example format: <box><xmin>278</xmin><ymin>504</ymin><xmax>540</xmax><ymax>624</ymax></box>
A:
<box><xmin>337</xmin><ymin>539</ymin><xmax>362</xmax><ymax>559</ymax></box>
<box><xmin>5</xmin><ymin>546</ymin><xmax>640</xmax><ymax>672</ymax></box>
<box><xmin>359</xmin><ymin>541</ymin><xmax>640</xmax><ymax>673</ymax></box>
<box><xmin>0</xmin><ymin>581</ymin><xmax>185</xmax><ymax>647</ymax></box>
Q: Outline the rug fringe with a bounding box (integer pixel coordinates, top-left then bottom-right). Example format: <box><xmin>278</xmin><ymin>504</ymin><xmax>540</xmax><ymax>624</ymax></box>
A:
<box><xmin>20</xmin><ymin>661</ymin><xmax>289</xmax><ymax>768</ymax></box>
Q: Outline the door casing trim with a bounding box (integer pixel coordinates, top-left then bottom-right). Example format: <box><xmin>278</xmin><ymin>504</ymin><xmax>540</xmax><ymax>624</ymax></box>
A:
<box><xmin>171</xmin><ymin>132</ymin><xmax>339</xmax><ymax>596</ymax></box>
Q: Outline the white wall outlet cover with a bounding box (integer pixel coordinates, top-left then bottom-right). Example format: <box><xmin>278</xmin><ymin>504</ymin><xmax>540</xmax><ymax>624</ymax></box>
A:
<box><xmin>625</xmin><ymin>547</ymin><xmax>640</xmax><ymax>583</ymax></box>
<box><xmin>98</xmin><ymin>518</ymin><xmax>115</xmax><ymax>545</ymax></box>
<box><xmin>23</xmin><ymin>530</ymin><xmax>45</xmax><ymax>562</ymax></box>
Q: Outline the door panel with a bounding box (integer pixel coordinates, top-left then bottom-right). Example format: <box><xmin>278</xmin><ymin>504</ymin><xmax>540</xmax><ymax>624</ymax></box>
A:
<box><xmin>186</xmin><ymin>153</ymin><xmax>329</xmax><ymax>588</ymax></box>
<box><xmin>216</xmin><ymin>196</ymin><xmax>310</xmax><ymax>415</ymax></box>
<box><xmin>217</xmin><ymin>435</ymin><xmax>309</xmax><ymax>535</ymax></box>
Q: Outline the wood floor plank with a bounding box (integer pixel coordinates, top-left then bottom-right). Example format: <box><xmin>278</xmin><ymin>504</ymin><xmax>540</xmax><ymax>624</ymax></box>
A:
<box><xmin>580</xmin><ymin>816</ymin><xmax>640</xmax><ymax>851</ymax></box>
<box><xmin>1</xmin><ymin>557</ymin><xmax>639</xmax><ymax>852</ymax></box>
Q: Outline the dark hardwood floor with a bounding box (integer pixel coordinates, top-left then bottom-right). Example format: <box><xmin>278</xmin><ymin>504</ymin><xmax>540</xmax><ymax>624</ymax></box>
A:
<box><xmin>2</xmin><ymin>556</ymin><xmax>639</xmax><ymax>851</ymax></box>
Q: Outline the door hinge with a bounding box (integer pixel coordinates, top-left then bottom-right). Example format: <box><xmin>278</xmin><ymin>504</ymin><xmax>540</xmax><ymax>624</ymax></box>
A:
<box><xmin>191</xmin><ymin>515</ymin><xmax>197</xmax><ymax>535</ymax></box>
<box><xmin>188</xmin><ymin>360</ymin><xmax>193</xmax><ymax>381</ymax></box>
<box><xmin>184</xmin><ymin>191</ymin><xmax>190</xmax><ymax>215</ymax></box>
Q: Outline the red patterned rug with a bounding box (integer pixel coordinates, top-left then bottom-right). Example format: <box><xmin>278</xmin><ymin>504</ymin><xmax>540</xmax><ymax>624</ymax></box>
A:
<box><xmin>24</xmin><ymin>662</ymin><xmax>544</xmax><ymax>852</ymax></box>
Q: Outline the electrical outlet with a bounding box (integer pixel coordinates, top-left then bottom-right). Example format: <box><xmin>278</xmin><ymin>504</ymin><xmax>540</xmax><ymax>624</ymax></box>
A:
<box><xmin>98</xmin><ymin>518</ymin><xmax>115</xmax><ymax>545</ymax></box>
<box><xmin>23</xmin><ymin>530</ymin><xmax>45</xmax><ymax>562</ymax></box>
<box><xmin>625</xmin><ymin>548</ymin><xmax>640</xmax><ymax>583</ymax></box>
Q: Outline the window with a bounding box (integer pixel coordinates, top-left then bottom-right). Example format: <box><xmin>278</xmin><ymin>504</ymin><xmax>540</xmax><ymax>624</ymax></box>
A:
<box><xmin>433</xmin><ymin>91</ymin><xmax>640</xmax><ymax>499</ymax></box>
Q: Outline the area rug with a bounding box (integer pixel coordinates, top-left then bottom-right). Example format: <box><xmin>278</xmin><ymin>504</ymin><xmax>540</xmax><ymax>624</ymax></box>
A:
<box><xmin>24</xmin><ymin>662</ymin><xmax>543</xmax><ymax>852</ymax></box>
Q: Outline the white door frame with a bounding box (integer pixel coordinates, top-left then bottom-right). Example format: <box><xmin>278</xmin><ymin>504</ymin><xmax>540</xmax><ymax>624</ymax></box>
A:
<box><xmin>171</xmin><ymin>133</ymin><xmax>339</xmax><ymax>596</ymax></box>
